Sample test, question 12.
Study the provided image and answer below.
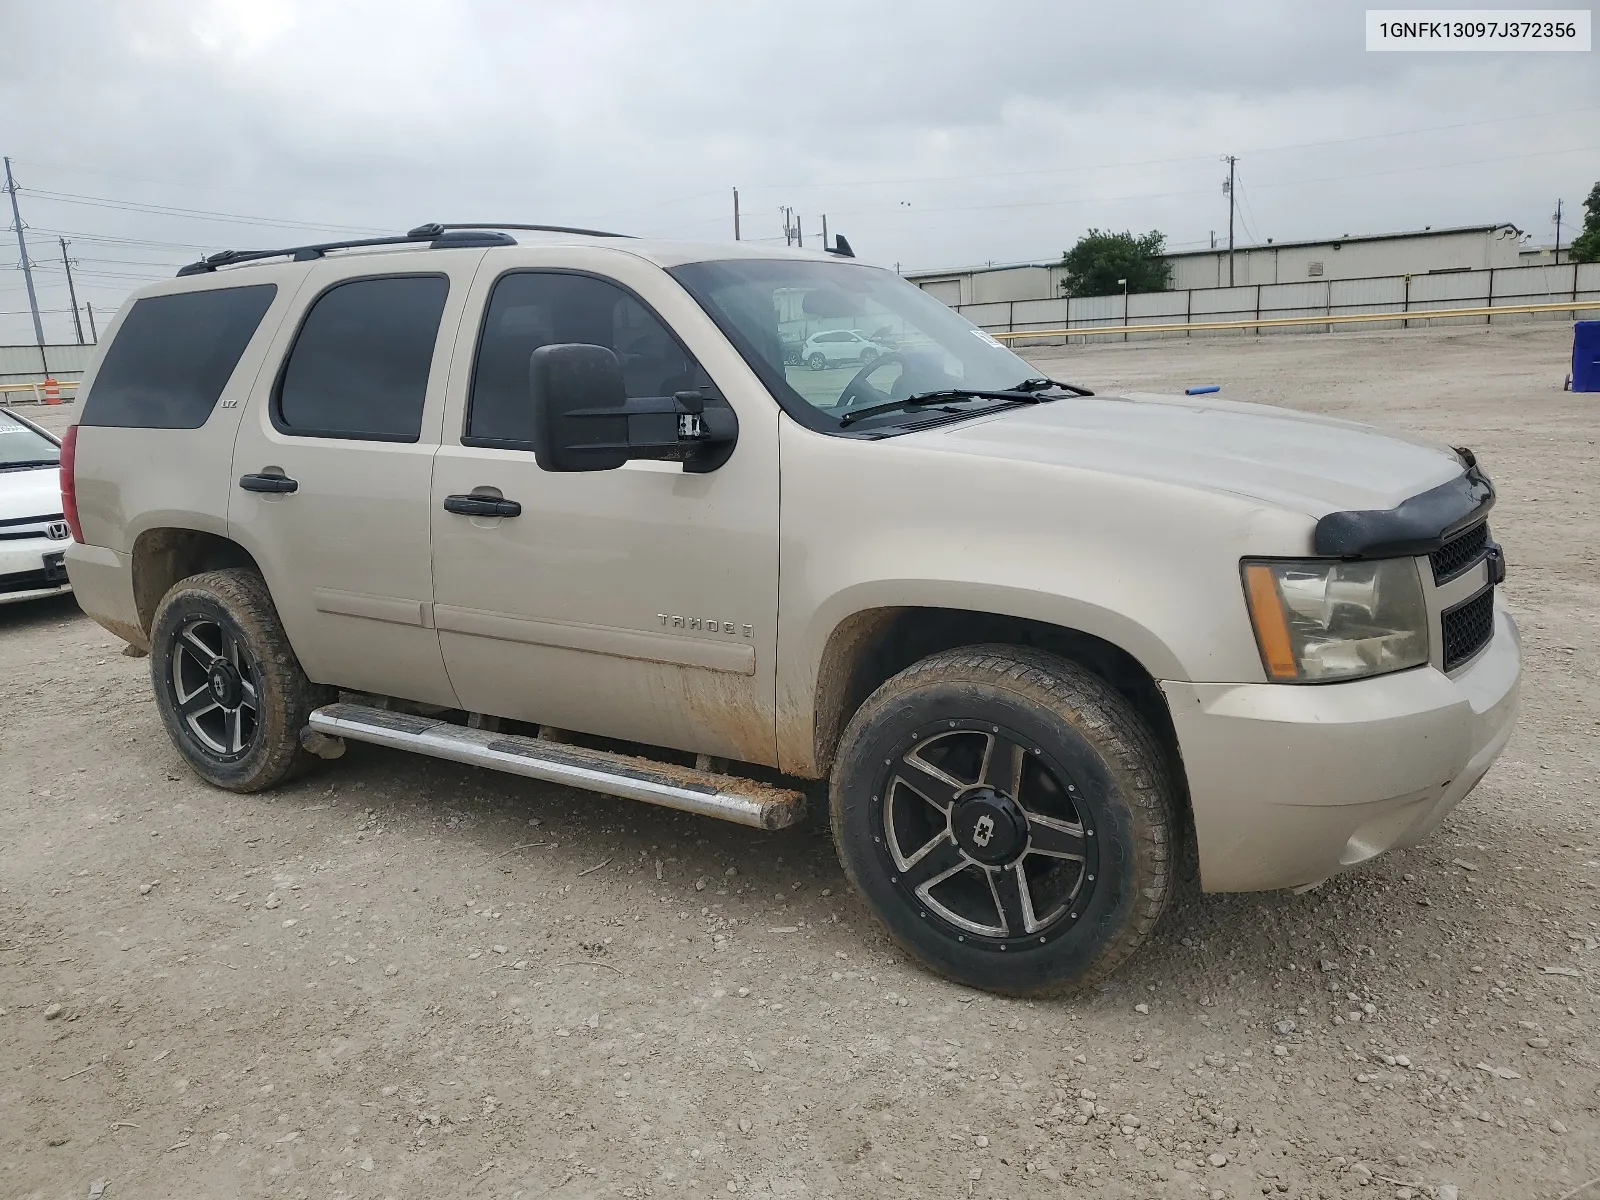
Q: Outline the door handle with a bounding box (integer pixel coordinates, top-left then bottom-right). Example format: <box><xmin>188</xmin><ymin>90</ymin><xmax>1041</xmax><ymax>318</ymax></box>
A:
<box><xmin>239</xmin><ymin>473</ymin><xmax>298</xmax><ymax>494</ymax></box>
<box><xmin>443</xmin><ymin>494</ymin><xmax>521</xmax><ymax>518</ymax></box>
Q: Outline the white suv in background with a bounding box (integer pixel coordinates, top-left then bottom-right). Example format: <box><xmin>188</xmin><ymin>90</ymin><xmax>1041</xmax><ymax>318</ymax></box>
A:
<box><xmin>802</xmin><ymin>329</ymin><xmax>885</xmax><ymax>369</ymax></box>
<box><xmin>0</xmin><ymin>408</ymin><xmax>71</xmax><ymax>605</ymax></box>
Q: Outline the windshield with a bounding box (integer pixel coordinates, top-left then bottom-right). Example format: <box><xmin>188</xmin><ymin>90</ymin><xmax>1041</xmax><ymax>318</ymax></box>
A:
<box><xmin>0</xmin><ymin>412</ymin><xmax>60</xmax><ymax>468</ymax></box>
<box><xmin>670</xmin><ymin>258</ymin><xmax>1044</xmax><ymax>431</ymax></box>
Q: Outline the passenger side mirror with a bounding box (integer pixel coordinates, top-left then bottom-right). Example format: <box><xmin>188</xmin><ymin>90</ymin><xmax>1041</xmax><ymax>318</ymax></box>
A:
<box><xmin>527</xmin><ymin>343</ymin><xmax>738</xmax><ymax>474</ymax></box>
<box><xmin>528</xmin><ymin>343</ymin><xmax>630</xmax><ymax>472</ymax></box>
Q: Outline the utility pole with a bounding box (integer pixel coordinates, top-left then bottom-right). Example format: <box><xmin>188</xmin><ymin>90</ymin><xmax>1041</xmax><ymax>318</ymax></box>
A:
<box><xmin>60</xmin><ymin>237</ymin><xmax>84</xmax><ymax>344</ymax></box>
<box><xmin>4</xmin><ymin>157</ymin><xmax>46</xmax><ymax>348</ymax></box>
<box><xmin>780</xmin><ymin>207</ymin><xmax>792</xmax><ymax>246</ymax></box>
<box><xmin>797</xmin><ymin>214</ymin><xmax>803</xmax><ymax>247</ymax></box>
<box><xmin>822</xmin><ymin>214</ymin><xmax>829</xmax><ymax>251</ymax></box>
<box><xmin>1222</xmin><ymin>156</ymin><xmax>1237</xmax><ymax>288</ymax></box>
<box><xmin>86</xmin><ymin>301</ymin><xmax>99</xmax><ymax>344</ymax></box>
<box><xmin>732</xmin><ymin>187</ymin><xmax>741</xmax><ymax>241</ymax></box>
<box><xmin>1553</xmin><ymin>198</ymin><xmax>1563</xmax><ymax>263</ymax></box>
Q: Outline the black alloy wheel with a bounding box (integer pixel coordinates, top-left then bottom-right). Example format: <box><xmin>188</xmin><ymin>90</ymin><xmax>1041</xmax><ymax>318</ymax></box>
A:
<box><xmin>149</xmin><ymin>568</ymin><xmax>331</xmax><ymax>792</ymax></box>
<box><xmin>169</xmin><ymin>613</ymin><xmax>262</xmax><ymax>761</ymax></box>
<box><xmin>830</xmin><ymin>646</ymin><xmax>1175</xmax><ymax>996</ymax></box>
<box><xmin>877</xmin><ymin>719</ymin><xmax>1098</xmax><ymax>947</ymax></box>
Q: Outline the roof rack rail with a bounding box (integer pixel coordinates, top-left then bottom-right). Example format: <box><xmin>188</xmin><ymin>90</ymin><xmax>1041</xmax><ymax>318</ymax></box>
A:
<box><xmin>175</xmin><ymin>225</ymin><xmax>514</xmax><ymax>277</ymax></box>
<box><xmin>434</xmin><ymin>222</ymin><xmax>633</xmax><ymax>239</ymax></box>
<box><xmin>174</xmin><ymin>220</ymin><xmax>632</xmax><ymax>277</ymax></box>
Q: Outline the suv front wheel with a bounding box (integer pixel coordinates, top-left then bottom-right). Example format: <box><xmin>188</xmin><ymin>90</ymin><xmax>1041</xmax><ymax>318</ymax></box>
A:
<box><xmin>149</xmin><ymin>568</ymin><xmax>331</xmax><ymax>791</ymax></box>
<box><xmin>830</xmin><ymin>646</ymin><xmax>1175</xmax><ymax>996</ymax></box>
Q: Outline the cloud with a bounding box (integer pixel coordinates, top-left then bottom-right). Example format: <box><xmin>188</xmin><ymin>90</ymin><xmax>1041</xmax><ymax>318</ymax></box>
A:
<box><xmin>1</xmin><ymin>0</ymin><xmax>1596</xmax><ymax>342</ymax></box>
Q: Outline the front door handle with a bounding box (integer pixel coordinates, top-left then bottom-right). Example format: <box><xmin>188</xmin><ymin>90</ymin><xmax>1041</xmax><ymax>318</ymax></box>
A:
<box><xmin>239</xmin><ymin>473</ymin><xmax>298</xmax><ymax>494</ymax></box>
<box><xmin>443</xmin><ymin>494</ymin><xmax>521</xmax><ymax>518</ymax></box>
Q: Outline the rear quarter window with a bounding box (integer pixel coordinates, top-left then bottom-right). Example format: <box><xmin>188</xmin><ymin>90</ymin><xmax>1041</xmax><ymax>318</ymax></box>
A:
<box><xmin>80</xmin><ymin>284</ymin><xmax>278</xmax><ymax>429</ymax></box>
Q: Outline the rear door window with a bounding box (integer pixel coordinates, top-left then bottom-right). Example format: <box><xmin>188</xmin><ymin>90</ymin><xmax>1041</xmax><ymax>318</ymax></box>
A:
<box><xmin>275</xmin><ymin>275</ymin><xmax>449</xmax><ymax>441</ymax></box>
<box><xmin>79</xmin><ymin>284</ymin><xmax>277</xmax><ymax>429</ymax></box>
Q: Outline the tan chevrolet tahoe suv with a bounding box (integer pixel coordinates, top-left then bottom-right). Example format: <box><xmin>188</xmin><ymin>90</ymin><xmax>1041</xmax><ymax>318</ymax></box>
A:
<box><xmin>61</xmin><ymin>221</ymin><xmax>1520</xmax><ymax>995</ymax></box>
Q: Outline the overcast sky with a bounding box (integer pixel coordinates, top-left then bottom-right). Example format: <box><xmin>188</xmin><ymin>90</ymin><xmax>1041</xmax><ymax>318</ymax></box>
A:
<box><xmin>2</xmin><ymin>0</ymin><xmax>1596</xmax><ymax>344</ymax></box>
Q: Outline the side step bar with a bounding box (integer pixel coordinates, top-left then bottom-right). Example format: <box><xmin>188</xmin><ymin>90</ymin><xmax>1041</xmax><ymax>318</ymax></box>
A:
<box><xmin>306</xmin><ymin>703</ymin><xmax>806</xmax><ymax>830</ymax></box>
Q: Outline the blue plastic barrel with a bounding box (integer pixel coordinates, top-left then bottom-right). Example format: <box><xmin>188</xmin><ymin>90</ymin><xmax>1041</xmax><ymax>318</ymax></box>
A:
<box><xmin>1575</xmin><ymin>321</ymin><xmax>1600</xmax><ymax>392</ymax></box>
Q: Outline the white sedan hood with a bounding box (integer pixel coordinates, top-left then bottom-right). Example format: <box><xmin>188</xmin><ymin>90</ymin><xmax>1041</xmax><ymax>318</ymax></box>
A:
<box><xmin>903</xmin><ymin>391</ymin><xmax>1465</xmax><ymax>516</ymax></box>
<box><xmin>0</xmin><ymin>464</ymin><xmax>65</xmax><ymax>522</ymax></box>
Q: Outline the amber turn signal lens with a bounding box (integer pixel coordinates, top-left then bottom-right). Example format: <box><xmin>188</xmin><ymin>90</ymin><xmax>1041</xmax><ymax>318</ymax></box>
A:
<box><xmin>1243</xmin><ymin>563</ymin><xmax>1299</xmax><ymax>681</ymax></box>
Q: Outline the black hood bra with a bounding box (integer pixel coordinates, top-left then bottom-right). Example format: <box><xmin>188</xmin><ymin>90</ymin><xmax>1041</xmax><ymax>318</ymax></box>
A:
<box><xmin>1313</xmin><ymin>448</ymin><xmax>1494</xmax><ymax>559</ymax></box>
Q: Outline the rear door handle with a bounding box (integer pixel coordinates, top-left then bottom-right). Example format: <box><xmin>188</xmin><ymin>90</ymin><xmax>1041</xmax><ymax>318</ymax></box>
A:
<box><xmin>239</xmin><ymin>473</ymin><xmax>298</xmax><ymax>494</ymax></box>
<box><xmin>443</xmin><ymin>494</ymin><xmax>521</xmax><ymax>518</ymax></box>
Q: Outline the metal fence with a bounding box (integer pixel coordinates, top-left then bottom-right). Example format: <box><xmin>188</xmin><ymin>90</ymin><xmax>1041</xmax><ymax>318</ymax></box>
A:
<box><xmin>0</xmin><ymin>343</ymin><xmax>95</xmax><ymax>387</ymax></box>
<box><xmin>951</xmin><ymin>262</ymin><xmax>1600</xmax><ymax>344</ymax></box>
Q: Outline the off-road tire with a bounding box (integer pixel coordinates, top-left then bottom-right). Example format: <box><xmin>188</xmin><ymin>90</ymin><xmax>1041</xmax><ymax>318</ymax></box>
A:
<box><xmin>149</xmin><ymin>568</ymin><xmax>331</xmax><ymax>792</ymax></box>
<box><xmin>830</xmin><ymin>645</ymin><xmax>1174</xmax><ymax>996</ymax></box>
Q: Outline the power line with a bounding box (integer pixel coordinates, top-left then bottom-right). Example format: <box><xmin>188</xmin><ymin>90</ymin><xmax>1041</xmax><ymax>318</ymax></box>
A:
<box><xmin>10</xmin><ymin>155</ymin><xmax>363</xmax><ymax>205</ymax></box>
<box><xmin>1233</xmin><ymin>171</ymin><xmax>1264</xmax><ymax>246</ymax></box>
<box><xmin>18</xmin><ymin>187</ymin><xmax>386</xmax><ymax>236</ymax></box>
<box><xmin>26</xmin><ymin>226</ymin><xmax>216</xmax><ymax>252</ymax></box>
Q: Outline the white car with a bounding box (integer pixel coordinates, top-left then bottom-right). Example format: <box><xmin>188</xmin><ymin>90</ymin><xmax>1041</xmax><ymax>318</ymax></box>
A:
<box><xmin>801</xmin><ymin>329</ymin><xmax>885</xmax><ymax>370</ymax></box>
<box><xmin>0</xmin><ymin>408</ymin><xmax>71</xmax><ymax>605</ymax></box>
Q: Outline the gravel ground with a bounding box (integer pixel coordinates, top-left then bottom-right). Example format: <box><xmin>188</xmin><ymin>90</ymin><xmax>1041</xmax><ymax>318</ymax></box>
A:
<box><xmin>2</xmin><ymin>324</ymin><xmax>1596</xmax><ymax>1200</ymax></box>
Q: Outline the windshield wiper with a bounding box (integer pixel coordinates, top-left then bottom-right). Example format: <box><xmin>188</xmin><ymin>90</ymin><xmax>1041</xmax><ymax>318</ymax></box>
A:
<box><xmin>1017</xmin><ymin>376</ymin><xmax>1095</xmax><ymax>397</ymax></box>
<box><xmin>837</xmin><ymin>388</ymin><xmax>1044</xmax><ymax>428</ymax></box>
<box><xmin>0</xmin><ymin>459</ymin><xmax>60</xmax><ymax>469</ymax></box>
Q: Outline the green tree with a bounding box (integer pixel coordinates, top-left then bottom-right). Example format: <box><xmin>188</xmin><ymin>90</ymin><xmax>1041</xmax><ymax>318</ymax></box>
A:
<box><xmin>1569</xmin><ymin>181</ymin><xmax>1600</xmax><ymax>263</ymax></box>
<box><xmin>1058</xmin><ymin>229</ymin><xmax>1171</xmax><ymax>298</ymax></box>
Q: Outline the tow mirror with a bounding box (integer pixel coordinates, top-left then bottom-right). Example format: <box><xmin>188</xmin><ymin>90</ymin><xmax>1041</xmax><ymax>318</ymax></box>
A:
<box><xmin>528</xmin><ymin>343</ymin><xmax>738</xmax><ymax>474</ymax></box>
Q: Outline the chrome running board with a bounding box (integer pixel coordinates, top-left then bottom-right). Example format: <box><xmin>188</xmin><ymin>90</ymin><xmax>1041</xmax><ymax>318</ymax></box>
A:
<box><xmin>306</xmin><ymin>703</ymin><xmax>805</xmax><ymax>830</ymax></box>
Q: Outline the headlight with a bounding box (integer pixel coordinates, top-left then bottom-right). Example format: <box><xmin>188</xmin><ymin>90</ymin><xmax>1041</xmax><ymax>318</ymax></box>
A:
<box><xmin>1242</xmin><ymin>558</ymin><xmax>1429</xmax><ymax>682</ymax></box>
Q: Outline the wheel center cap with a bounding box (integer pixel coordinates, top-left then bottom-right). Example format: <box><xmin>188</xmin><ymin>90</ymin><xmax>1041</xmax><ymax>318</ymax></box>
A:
<box><xmin>208</xmin><ymin>661</ymin><xmax>242</xmax><ymax>708</ymax></box>
<box><xmin>952</xmin><ymin>787</ymin><xmax>1027</xmax><ymax>866</ymax></box>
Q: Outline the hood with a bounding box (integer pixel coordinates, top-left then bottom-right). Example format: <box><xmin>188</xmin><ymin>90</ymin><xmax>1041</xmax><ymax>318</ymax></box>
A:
<box><xmin>0</xmin><ymin>462</ymin><xmax>65</xmax><ymax>522</ymax></box>
<box><xmin>899</xmin><ymin>391</ymin><xmax>1465</xmax><ymax>516</ymax></box>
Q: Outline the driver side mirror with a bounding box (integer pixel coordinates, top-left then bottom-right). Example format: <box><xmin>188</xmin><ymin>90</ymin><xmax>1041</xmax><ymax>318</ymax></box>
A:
<box><xmin>528</xmin><ymin>343</ymin><xmax>738</xmax><ymax>474</ymax></box>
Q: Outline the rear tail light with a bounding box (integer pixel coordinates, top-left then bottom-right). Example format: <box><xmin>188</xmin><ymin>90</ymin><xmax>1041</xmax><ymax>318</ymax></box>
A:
<box><xmin>60</xmin><ymin>425</ymin><xmax>83</xmax><ymax>543</ymax></box>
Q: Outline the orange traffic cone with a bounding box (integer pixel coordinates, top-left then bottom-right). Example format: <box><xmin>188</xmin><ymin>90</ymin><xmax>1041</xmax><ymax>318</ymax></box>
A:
<box><xmin>42</xmin><ymin>376</ymin><xmax>61</xmax><ymax>405</ymax></box>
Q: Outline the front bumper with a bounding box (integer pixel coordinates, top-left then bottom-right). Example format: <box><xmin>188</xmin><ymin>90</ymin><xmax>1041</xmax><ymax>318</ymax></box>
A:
<box><xmin>0</xmin><ymin>536</ymin><xmax>72</xmax><ymax>605</ymax></box>
<box><xmin>1162</xmin><ymin>601</ymin><xmax>1521</xmax><ymax>892</ymax></box>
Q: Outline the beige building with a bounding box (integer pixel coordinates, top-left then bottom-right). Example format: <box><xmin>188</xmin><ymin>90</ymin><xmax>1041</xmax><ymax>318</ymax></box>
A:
<box><xmin>908</xmin><ymin>223</ymin><xmax>1530</xmax><ymax>305</ymax></box>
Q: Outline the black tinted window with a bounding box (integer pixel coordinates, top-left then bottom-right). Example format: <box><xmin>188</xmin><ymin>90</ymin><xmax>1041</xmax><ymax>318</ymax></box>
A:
<box><xmin>468</xmin><ymin>272</ymin><xmax>711</xmax><ymax>445</ymax></box>
<box><xmin>277</xmin><ymin>275</ymin><xmax>448</xmax><ymax>441</ymax></box>
<box><xmin>80</xmin><ymin>284</ymin><xmax>276</xmax><ymax>429</ymax></box>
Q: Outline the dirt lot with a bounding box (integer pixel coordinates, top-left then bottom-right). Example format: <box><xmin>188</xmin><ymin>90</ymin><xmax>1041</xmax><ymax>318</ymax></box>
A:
<box><xmin>3</xmin><ymin>324</ymin><xmax>1597</xmax><ymax>1200</ymax></box>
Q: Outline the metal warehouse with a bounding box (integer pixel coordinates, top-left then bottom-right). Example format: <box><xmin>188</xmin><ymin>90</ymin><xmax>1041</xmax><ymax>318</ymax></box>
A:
<box><xmin>909</xmin><ymin>223</ymin><xmax>1532</xmax><ymax>306</ymax></box>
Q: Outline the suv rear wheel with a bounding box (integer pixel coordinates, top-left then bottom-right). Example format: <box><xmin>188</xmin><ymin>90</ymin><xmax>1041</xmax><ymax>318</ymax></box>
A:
<box><xmin>830</xmin><ymin>646</ymin><xmax>1174</xmax><ymax>996</ymax></box>
<box><xmin>149</xmin><ymin>568</ymin><xmax>330</xmax><ymax>791</ymax></box>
